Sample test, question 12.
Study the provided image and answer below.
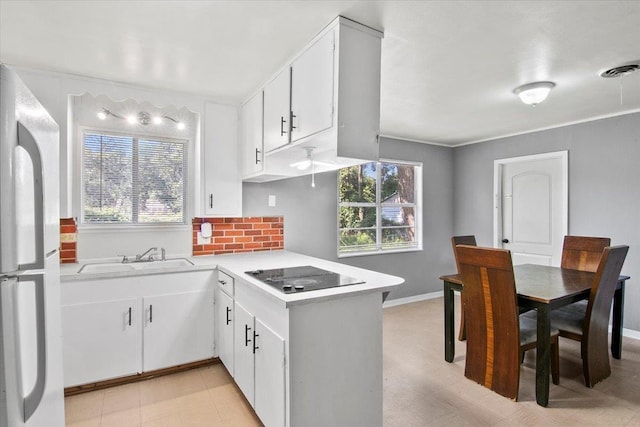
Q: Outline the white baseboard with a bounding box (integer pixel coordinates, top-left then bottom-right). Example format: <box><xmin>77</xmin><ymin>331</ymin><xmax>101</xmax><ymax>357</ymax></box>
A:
<box><xmin>385</xmin><ymin>292</ymin><xmax>640</xmax><ymax>339</ymax></box>
<box><xmin>615</xmin><ymin>327</ymin><xmax>640</xmax><ymax>341</ymax></box>
<box><xmin>383</xmin><ymin>291</ymin><xmax>443</xmax><ymax>308</ymax></box>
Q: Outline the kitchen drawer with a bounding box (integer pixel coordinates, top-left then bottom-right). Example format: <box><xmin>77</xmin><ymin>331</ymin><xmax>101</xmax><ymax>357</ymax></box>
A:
<box><xmin>217</xmin><ymin>270</ymin><xmax>234</xmax><ymax>296</ymax></box>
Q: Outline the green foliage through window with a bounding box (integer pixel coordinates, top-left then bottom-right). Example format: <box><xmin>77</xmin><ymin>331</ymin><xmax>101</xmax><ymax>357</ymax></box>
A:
<box><xmin>338</xmin><ymin>161</ymin><xmax>419</xmax><ymax>254</ymax></box>
<box><xmin>82</xmin><ymin>132</ymin><xmax>187</xmax><ymax>224</ymax></box>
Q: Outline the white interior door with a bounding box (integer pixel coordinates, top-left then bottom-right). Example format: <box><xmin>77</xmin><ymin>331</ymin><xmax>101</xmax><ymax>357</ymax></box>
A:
<box><xmin>494</xmin><ymin>151</ymin><xmax>568</xmax><ymax>266</ymax></box>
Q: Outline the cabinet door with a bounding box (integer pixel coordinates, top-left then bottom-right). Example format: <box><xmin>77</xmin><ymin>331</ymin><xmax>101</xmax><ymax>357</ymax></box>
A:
<box><xmin>241</xmin><ymin>92</ymin><xmax>264</xmax><ymax>178</ymax></box>
<box><xmin>263</xmin><ymin>68</ymin><xmax>291</xmax><ymax>153</ymax></box>
<box><xmin>254</xmin><ymin>319</ymin><xmax>286</xmax><ymax>427</ymax></box>
<box><xmin>233</xmin><ymin>301</ymin><xmax>255</xmax><ymax>405</ymax></box>
<box><xmin>203</xmin><ymin>102</ymin><xmax>241</xmax><ymax>216</ymax></box>
<box><xmin>143</xmin><ymin>289</ymin><xmax>214</xmax><ymax>372</ymax></box>
<box><xmin>61</xmin><ymin>298</ymin><xmax>139</xmax><ymax>387</ymax></box>
<box><xmin>290</xmin><ymin>29</ymin><xmax>335</xmax><ymax>142</ymax></box>
<box><xmin>217</xmin><ymin>290</ymin><xmax>234</xmax><ymax>375</ymax></box>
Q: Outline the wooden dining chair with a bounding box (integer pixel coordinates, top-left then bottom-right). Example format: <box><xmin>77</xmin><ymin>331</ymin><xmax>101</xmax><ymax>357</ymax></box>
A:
<box><xmin>556</xmin><ymin>235</ymin><xmax>611</xmax><ymax>321</ymax></box>
<box><xmin>457</xmin><ymin>245</ymin><xmax>560</xmax><ymax>400</ymax></box>
<box><xmin>451</xmin><ymin>235</ymin><xmax>477</xmax><ymax>341</ymax></box>
<box><xmin>561</xmin><ymin>235</ymin><xmax>611</xmax><ymax>272</ymax></box>
<box><xmin>551</xmin><ymin>245</ymin><xmax>629</xmax><ymax>388</ymax></box>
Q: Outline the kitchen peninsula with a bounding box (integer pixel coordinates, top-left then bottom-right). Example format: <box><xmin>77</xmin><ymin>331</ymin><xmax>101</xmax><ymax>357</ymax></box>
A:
<box><xmin>60</xmin><ymin>250</ymin><xmax>403</xmax><ymax>427</ymax></box>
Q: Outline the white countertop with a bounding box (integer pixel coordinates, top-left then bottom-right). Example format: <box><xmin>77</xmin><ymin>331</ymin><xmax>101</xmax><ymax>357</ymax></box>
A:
<box><xmin>212</xmin><ymin>251</ymin><xmax>404</xmax><ymax>307</ymax></box>
<box><xmin>61</xmin><ymin>250</ymin><xmax>404</xmax><ymax>307</ymax></box>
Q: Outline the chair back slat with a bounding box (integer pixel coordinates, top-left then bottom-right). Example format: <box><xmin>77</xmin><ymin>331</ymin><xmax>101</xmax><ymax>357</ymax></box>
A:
<box><xmin>457</xmin><ymin>245</ymin><xmax>520</xmax><ymax>400</ymax></box>
<box><xmin>451</xmin><ymin>235</ymin><xmax>477</xmax><ymax>273</ymax></box>
<box><xmin>561</xmin><ymin>236</ymin><xmax>610</xmax><ymax>273</ymax></box>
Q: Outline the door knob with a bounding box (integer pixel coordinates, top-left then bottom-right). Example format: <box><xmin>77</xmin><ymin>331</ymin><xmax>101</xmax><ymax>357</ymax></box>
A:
<box><xmin>502</xmin><ymin>238</ymin><xmax>510</xmax><ymax>243</ymax></box>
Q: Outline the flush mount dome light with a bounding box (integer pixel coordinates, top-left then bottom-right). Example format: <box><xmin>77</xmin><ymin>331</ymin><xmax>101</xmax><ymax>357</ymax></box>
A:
<box><xmin>513</xmin><ymin>81</ymin><xmax>556</xmax><ymax>106</ymax></box>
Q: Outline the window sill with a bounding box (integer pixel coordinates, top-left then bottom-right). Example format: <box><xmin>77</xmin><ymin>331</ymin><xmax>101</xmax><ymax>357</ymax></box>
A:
<box><xmin>337</xmin><ymin>246</ymin><xmax>423</xmax><ymax>259</ymax></box>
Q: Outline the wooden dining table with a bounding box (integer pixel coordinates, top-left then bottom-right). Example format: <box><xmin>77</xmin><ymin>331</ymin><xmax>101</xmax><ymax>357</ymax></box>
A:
<box><xmin>440</xmin><ymin>264</ymin><xmax>630</xmax><ymax>407</ymax></box>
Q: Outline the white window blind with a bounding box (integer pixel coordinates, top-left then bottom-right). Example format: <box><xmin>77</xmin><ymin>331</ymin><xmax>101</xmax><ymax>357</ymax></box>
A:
<box><xmin>82</xmin><ymin>131</ymin><xmax>187</xmax><ymax>224</ymax></box>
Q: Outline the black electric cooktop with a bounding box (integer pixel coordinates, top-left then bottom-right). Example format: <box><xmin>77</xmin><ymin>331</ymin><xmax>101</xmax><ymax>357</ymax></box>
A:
<box><xmin>245</xmin><ymin>265</ymin><xmax>365</xmax><ymax>294</ymax></box>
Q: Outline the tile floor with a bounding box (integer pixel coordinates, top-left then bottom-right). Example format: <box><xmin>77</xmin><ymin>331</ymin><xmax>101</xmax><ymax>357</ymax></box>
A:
<box><xmin>65</xmin><ymin>297</ymin><xmax>640</xmax><ymax>426</ymax></box>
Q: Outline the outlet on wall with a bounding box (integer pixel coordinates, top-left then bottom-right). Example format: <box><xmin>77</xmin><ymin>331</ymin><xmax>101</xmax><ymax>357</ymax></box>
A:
<box><xmin>197</xmin><ymin>232</ymin><xmax>211</xmax><ymax>245</ymax></box>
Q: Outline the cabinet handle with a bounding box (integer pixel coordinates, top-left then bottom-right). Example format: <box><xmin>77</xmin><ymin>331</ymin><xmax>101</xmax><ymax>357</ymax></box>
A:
<box><xmin>253</xmin><ymin>331</ymin><xmax>259</xmax><ymax>354</ymax></box>
<box><xmin>128</xmin><ymin>307</ymin><xmax>132</xmax><ymax>326</ymax></box>
<box><xmin>245</xmin><ymin>324</ymin><xmax>252</xmax><ymax>347</ymax></box>
<box><xmin>149</xmin><ymin>304</ymin><xmax>153</xmax><ymax>323</ymax></box>
<box><xmin>218</xmin><ymin>280</ymin><xmax>226</xmax><ymax>285</ymax></box>
<box><xmin>290</xmin><ymin>111</ymin><xmax>297</xmax><ymax>132</ymax></box>
<box><xmin>255</xmin><ymin>148</ymin><xmax>261</xmax><ymax>164</ymax></box>
<box><xmin>280</xmin><ymin>116</ymin><xmax>287</xmax><ymax>136</ymax></box>
<box><xmin>209</xmin><ymin>194</ymin><xmax>213</xmax><ymax>209</ymax></box>
<box><xmin>226</xmin><ymin>306</ymin><xmax>231</xmax><ymax>325</ymax></box>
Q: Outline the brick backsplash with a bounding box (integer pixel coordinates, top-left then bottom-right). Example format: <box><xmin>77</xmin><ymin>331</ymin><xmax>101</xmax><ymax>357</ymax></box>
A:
<box><xmin>60</xmin><ymin>218</ymin><xmax>77</xmax><ymax>263</ymax></box>
<box><xmin>192</xmin><ymin>217</ymin><xmax>284</xmax><ymax>256</ymax></box>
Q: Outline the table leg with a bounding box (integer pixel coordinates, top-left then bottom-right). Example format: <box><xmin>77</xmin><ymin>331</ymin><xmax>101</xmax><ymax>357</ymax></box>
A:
<box><xmin>535</xmin><ymin>305</ymin><xmax>550</xmax><ymax>407</ymax></box>
<box><xmin>611</xmin><ymin>280</ymin><xmax>625</xmax><ymax>359</ymax></box>
<box><xmin>444</xmin><ymin>280</ymin><xmax>455</xmax><ymax>363</ymax></box>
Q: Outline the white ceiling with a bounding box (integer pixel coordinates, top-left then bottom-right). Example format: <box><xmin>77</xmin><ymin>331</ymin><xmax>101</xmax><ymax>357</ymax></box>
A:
<box><xmin>1</xmin><ymin>1</ymin><xmax>640</xmax><ymax>146</ymax></box>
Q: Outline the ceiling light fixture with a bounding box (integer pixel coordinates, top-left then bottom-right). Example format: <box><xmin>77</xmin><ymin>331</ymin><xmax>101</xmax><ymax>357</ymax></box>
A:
<box><xmin>96</xmin><ymin>108</ymin><xmax>185</xmax><ymax>129</ymax></box>
<box><xmin>513</xmin><ymin>81</ymin><xmax>556</xmax><ymax>106</ymax></box>
<box><xmin>289</xmin><ymin>147</ymin><xmax>334</xmax><ymax>187</ymax></box>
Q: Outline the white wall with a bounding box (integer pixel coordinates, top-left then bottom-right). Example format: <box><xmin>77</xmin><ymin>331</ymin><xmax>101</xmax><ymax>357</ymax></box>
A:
<box><xmin>13</xmin><ymin>66</ymin><xmax>232</xmax><ymax>259</ymax></box>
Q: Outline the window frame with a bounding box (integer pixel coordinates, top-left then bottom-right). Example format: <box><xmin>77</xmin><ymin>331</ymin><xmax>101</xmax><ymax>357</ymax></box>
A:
<box><xmin>337</xmin><ymin>158</ymin><xmax>422</xmax><ymax>258</ymax></box>
<box><xmin>79</xmin><ymin>127</ymin><xmax>189</xmax><ymax>227</ymax></box>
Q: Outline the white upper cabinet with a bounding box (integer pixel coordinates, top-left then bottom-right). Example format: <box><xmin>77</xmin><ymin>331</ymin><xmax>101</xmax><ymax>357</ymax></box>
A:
<box><xmin>203</xmin><ymin>102</ymin><xmax>242</xmax><ymax>216</ymax></box>
<box><xmin>290</xmin><ymin>29</ymin><xmax>335</xmax><ymax>144</ymax></box>
<box><xmin>242</xmin><ymin>16</ymin><xmax>383</xmax><ymax>183</ymax></box>
<box><xmin>240</xmin><ymin>92</ymin><xmax>264</xmax><ymax>179</ymax></box>
<box><xmin>263</xmin><ymin>68</ymin><xmax>291</xmax><ymax>153</ymax></box>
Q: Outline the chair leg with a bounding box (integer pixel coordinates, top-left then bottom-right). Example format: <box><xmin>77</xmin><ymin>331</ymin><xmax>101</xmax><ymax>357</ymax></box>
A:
<box><xmin>551</xmin><ymin>336</ymin><xmax>560</xmax><ymax>385</ymax></box>
<box><xmin>458</xmin><ymin>306</ymin><xmax>466</xmax><ymax>341</ymax></box>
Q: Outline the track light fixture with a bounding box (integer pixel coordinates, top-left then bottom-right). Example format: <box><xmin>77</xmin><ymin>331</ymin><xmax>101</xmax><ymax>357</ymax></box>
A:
<box><xmin>97</xmin><ymin>107</ymin><xmax>185</xmax><ymax>129</ymax></box>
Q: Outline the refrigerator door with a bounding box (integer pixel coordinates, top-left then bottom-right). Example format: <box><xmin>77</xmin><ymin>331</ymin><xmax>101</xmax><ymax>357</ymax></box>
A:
<box><xmin>0</xmin><ymin>65</ymin><xmax>64</xmax><ymax>427</ymax></box>
<box><xmin>0</xmin><ymin>65</ymin><xmax>60</xmax><ymax>273</ymax></box>
<box><xmin>0</xmin><ymin>258</ymin><xmax>64</xmax><ymax>427</ymax></box>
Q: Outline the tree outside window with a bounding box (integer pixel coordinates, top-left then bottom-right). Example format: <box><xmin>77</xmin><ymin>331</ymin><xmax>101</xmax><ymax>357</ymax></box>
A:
<box><xmin>82</xmin><ymin>131</ymin><xmax>187</xmax><ymax>224</ymax></box>
<box><xmin>338</xmin><ymin>161</ymin><xmax>419</xmax><ymax>255</ymax></box>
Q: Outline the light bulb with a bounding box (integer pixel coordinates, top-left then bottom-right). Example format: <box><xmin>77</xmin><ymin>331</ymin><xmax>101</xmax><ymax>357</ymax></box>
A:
<box><xmin>153</xmin><ymin>116</ymin><xmax>162</xmax><ymax>125</ymax></box>
<box><xmin>513</xmin><ymin>82</ymin><xmax>556</xmax><ymax>106</ymax></box>
<box><xmin>126</xmin><ymin>115</ymin><xmax>137</xmax><ymax>124</ymax></box>
<box><xmin>176</xmin><ymin>122</ymin><xmax>186</xmax><ymax>130</ymax></box>
<box><xmin>97</xmin><ymin>110</ymin><xmax>107</xmax><ymax>120</ymax></box>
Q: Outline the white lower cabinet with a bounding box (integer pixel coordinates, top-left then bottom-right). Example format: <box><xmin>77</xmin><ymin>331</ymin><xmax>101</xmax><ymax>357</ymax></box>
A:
<box><xmin>231</xmin><ymin>300</ymin><xmax>285</xmax><ymax>427</ymax></box>
<box><xmin>233</xmin><ymin>302</ymin><xmax>256</xmax><ymax>403</ymax></box>
<box><xmin>62</xmin><ymin>298</ymin><xmax>139</xmax><ymax>387</ymax></box>
<box><xmin>143</xmin><ymin>289</ymin><xmax>214</xmax><ymax>372</ymax></box>
<box><xmin>254</xmin><ymin>318</ymin><xmax>286</xmax><ymax>427</ymax></box>
<box><xmin>61</xmin><ymin>271</ymin><xmax>215</xmax><ymax>388</ymax></box>
<box><xmin>216</xmin><ymin>289</ymin><xmax>234</xmax><ymax>375</ymax></box>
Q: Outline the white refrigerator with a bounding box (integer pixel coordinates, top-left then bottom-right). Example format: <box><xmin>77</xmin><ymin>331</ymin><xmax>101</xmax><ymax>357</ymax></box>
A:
<box><xmin>0</xmin><ymin>65</ymin><xmax>65</xmax><ymax>426</ymax></box>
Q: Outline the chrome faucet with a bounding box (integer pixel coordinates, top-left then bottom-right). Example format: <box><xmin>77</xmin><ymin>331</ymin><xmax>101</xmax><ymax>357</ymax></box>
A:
<box><xmin>136</xmin><ymin>247</ymin><xmax>157</xmax><ymax>262</ymax></box>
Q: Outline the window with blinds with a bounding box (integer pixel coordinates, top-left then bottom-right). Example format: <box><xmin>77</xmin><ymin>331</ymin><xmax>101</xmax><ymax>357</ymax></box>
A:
<box><xmin>82</xmin><ymin>131</ymin><xmax>187</xmax><ymax>224</ymax></box>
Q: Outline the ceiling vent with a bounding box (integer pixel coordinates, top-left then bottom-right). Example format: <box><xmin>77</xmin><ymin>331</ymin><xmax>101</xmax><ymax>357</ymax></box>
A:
<box><xmin>600</xmin><ymin>64</ymin><xmax>639</xmax><ymax>78</ymax></box>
